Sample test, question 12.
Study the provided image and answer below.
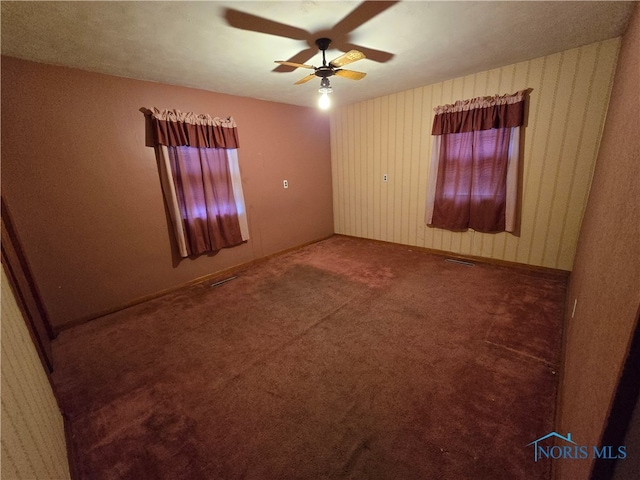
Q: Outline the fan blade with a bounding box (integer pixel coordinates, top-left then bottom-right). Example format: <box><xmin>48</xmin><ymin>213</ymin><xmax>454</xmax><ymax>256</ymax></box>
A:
<box><xmin>335</xmin><ymin>70</ymin><xmax>367</xmax><ymax>81</ymax></box>
<box><xmin>332</xmin><ymin>1</ymin><xmax>399</xmax><ymax>35</ymax></box>
<box><xmin>294</xmin><ymin>74</ymin><xmax>317</xmax><ymax>85</ymax></box>
<box><xmin>274</xmin><ymin>61</ymin><xmax>314</xmax><ymax>69</ymax></box>
<box><xmin>329</xmin><ymin>50</ymin><xmax>366</xmax><ymax>68</ymax></box>
<box><xmin>343</xmin><ymin>43</ymin><xmax>394</xmax><ymax>63</ymax></box>
<box><xmin>224</xmin><ymin>8</ymin><xmax>309</xmax><ymax>40</ymax></box>
<box><xmin>273</xmin><ymin>47</ymin><xmax>318</xmax><ymax>73</ymax></box>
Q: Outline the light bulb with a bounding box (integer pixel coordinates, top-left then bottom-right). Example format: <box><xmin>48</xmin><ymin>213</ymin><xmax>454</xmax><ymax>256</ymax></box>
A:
<box><xmin>319</xmin><ymin>92</ymin><xmax>330</xmax><ymax>110</ymax></box>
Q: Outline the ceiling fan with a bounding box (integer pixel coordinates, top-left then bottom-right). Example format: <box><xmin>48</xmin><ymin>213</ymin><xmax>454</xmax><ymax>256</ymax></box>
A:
<box><xmin>275</xmin><ymin>38</ymin><xmax>367</xmax><ymax>85</ymax></box>
<box><xmin>224</xmin><ymin>1</ymin><xmax>398</xmax><ymax>73</ymax></box>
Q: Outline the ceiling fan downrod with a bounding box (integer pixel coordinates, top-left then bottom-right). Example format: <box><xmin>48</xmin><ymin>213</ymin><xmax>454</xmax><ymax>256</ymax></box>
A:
<box><xmin>314</xmin><ymin>38</ymin><xmax>334</xmax><ymax>78</ymax></box>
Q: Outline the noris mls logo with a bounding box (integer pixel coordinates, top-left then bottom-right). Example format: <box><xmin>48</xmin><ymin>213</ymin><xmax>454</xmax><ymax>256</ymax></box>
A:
<box><xmin>527</xmin><ymin>432</ymin><xmax>627</xmax><ymax>462</ymax></box>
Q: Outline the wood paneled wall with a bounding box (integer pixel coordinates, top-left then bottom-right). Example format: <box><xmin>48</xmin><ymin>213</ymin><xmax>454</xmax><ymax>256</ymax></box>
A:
<box><xmin>1</xmin><ymin>267</ymin><xmax>70</xmax><ymax>479</ymax></box>
<box><xmin>330</xmin><ymin>38</ymin><xmax>620</xmax><ymax>270</ymax></box>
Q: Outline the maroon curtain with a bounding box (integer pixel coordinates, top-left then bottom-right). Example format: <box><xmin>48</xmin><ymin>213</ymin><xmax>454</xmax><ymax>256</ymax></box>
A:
<box><xmin>148</xmin><ymin>108</ymin><xmax>244</xmax><ymax>256</ymax></box>
<box><xmin>431</xmin><ymin>129</ymin><xmax>511</xmax><ymax>232</ymax></box>
<box><xmin>167</xmin><ymin>146</ymin><xmax>243</xmax><ymax>255</ymax></box>
<box><xmin>428</xmin><ymin>90</ymin><xmax>528</xmax><ymax>233</ymax></box>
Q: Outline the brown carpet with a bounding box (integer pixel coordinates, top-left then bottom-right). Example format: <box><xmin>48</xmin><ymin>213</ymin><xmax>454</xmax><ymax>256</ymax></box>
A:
<box><xmin>52</xmin><ymin>235</ymin><xmax>566</xmax><ymax>479</ymax></box>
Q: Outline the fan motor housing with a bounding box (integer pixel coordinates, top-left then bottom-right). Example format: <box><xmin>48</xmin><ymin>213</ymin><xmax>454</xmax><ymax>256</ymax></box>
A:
<box><xmin>315</xmin><ymin>67</ymin><xmax>334</xmax><ymax>78</ymax></box>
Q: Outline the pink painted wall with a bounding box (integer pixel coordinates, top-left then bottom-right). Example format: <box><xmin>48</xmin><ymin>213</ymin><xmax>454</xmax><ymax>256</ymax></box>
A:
<box><xmin>556</xmin><ymin>4</ymin><xmax>640</xmax><ymax>479</ymax></box>
<box><xmin>1</xmin><ymin>56</ymin><xmax>333</xmax><ymax>329</ymax></box>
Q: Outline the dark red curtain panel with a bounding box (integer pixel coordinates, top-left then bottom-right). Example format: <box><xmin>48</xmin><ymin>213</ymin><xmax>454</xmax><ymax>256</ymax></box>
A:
<box><xmin>431</xmin><ymin>131</ymin><xmax>474</xmax><ymax>230</ymax></box>
<box><xmin>167</xmin><ymin>146</ymin><xmax>243</xmax><ymax>255</ymax></box>
<box><xmin>431</xmin><ymin>129</ymin><xmax>512</xmax><ymax>232</ymax></box>
<box><xmin>469</xmin><ymin>128</ymin><xmax>510</xmax><ymax>232</ymax></box>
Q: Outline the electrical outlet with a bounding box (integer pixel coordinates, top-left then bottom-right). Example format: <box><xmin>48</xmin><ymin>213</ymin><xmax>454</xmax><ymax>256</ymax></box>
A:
<box><xmin>383</xmin><ymin>174</ymin><xmax>388</xmax><ymax>182</ymax></box>
<box><xmin>283</xmin><ymin>180</ymin><xmax>288</xmax><ymax>189</ymax></box>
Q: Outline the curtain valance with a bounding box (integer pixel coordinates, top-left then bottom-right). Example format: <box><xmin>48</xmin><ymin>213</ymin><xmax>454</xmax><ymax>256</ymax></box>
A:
<box><xmin>150</xmin><ymin>108</ymin><xmax>240</xmax><ymax>148</ymax></box>
<box><xmin>431</xmin><ymin>90</ymin><xmax>529</xmax><ymax>135</ymax></box>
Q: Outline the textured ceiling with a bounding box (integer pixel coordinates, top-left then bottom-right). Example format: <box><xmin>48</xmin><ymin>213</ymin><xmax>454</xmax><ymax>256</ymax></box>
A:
<box><xmin>1</xmin><ymin>1</ymin><xmax>635</xmax><ymax>109</ymax></box>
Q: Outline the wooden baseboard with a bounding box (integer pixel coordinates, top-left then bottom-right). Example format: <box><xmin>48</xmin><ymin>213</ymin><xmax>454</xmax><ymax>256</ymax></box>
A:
<box><xmin>57</xmin><ymin>233</ymin><xmax>569</xmax><ymax>332</ymax></box>
<box><xmin>333</xmin><ymin>234</ymin><xmax>571</xmax><ymax>278</ymax></box>
<box><xmin>56</xmin><ymin>234</ymin><xmax>334</xmax><ymax>332</ymax></box>
<box><xmin>62</xmin><ymin>411</ymin><xmax>80</xmax><ymax>480</ymax></box>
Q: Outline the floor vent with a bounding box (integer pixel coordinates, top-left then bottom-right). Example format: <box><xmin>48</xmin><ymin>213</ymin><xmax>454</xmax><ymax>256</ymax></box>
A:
<box><xmin>444</xmin><ymin>258</ymin><xmax>475</xmax><ymax>267</ymax></box>
<box><xmin>210</xmin><ymin>276</ymin><xmax>238</xmax><ymax>288</ymax></box>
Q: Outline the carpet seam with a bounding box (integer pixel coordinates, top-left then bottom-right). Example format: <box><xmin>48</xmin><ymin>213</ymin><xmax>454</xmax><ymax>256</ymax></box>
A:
<box><xmin>209</xmin><ymin>299</ymin><xmax>356</xmax><ymax>395</ymax></box>
<box><xmin>483</xmin><ymin>339</ymin><xmax>559</xmax><ymax>369</ymax></box>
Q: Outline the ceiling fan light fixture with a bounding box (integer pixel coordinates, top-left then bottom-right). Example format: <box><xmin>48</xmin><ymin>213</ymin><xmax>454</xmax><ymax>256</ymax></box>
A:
<box><xmin>318</xmin><ymin>91</ymin><xmax>331</xmax><ymax>110</ymax></box>
<box><xmin>318</xmin><ymin>77</ymin><xmax>332</xmax><ymax>94</ymax></box>
<box><xmin>318</xmin><ymin>78</ymin><xmax>332</xmax><ymax>109</ymax></box>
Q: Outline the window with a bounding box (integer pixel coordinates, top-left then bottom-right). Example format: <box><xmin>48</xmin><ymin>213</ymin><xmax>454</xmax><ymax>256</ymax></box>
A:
<box><xmin>149</xmin><ymin>109</ymin><xmax>249</xmax><ymax>257</ymax></box>
<box><xmin>425</xmin><ymin>90</ymin><xmax>528</xmax><ymax>233</ymax></box>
